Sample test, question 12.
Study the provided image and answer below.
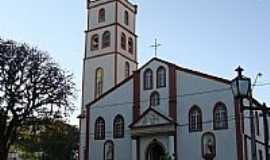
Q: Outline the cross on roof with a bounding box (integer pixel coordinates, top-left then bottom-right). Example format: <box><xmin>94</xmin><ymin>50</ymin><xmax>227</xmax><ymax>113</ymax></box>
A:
<box><xmin>150</xmin><ymin>39</ymin><xmax>161</xmax><ymax>57</ymax></box>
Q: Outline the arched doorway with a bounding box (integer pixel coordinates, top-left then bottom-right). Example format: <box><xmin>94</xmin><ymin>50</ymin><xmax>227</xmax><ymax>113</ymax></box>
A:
<box><xmin>146</xmin><ymin>141</ymin><xmax>165</xmax><ymax>160</ymax></box>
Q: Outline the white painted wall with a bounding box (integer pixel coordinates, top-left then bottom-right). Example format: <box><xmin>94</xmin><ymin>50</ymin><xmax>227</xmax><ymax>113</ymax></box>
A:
<box><xmin>81</xmin><ymin>1</ymin><xmax>138</xmax><ymax>159</ymax></box>
<box><xmin>88</xmin><ymin>2</ymin><xmax>116</xmax><ymax>29</ymax></box>
<box><xmin>117</xmin><ymin>2</ymin><xmax>136</xmax><ymax>32</ymax></box>
<box><xmin>139</xmin><ymin>60</ymin><xmax>170</xmax><ymax>116</ymax></box>
<box><xmin>117</xmin><ymin>27</ymin><xmax>136</xmax><ymax>60</ymax></box>
<box><xmin>83</xmin><ymin>55</ymin><xmax>115</xmax><ymax>105</ymax></box>
<box><xmin>116</xmin><ymin>54</ymin><xmax>137</xmax><ymax>83</ymax></box>
<box><xmin>89</xmin><ymin>79</ymin><xmax>134</xmax><ymax>160</ymax></box>
<box><xmin>176</xmin><ymin>70</ymin><xmax>237</xmax><ymax>160</ymax></box>
<box><xmin>86</xmin><ymin>26</ymin><xmax>116</xmax><ymax>58</ymax></box>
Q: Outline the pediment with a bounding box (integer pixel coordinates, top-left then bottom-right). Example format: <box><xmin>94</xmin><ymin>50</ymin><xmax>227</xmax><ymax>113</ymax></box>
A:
<box><xmin>130</xmin><ymin>108</ymin><xmax>176</xmax><ymax>128</ymax></box>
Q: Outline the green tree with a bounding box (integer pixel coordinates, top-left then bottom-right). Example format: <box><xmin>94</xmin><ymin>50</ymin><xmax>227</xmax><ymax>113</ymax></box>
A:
<box><xmin>17</xmin><ymin>119</ymin><xmax>79</xmax><ymax>160</ymax></box>
<box><xmin>40</xmin><ymin>120</ymin><xmax>79</xmax><ymax>160</ymax></box>
<box><xmin>0</xmin><ymin>39</ymin><xmax>76</xmax><ymax>160</ymax></box>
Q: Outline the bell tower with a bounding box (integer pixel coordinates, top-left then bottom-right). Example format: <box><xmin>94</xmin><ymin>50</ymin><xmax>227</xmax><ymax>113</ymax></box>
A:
<box><xmin>83</xmin><ymin>0</ymin><xmax>138</xmax><ymax>105</ymax></box>
<box><xmin>80</xmin><ymin>1</ymin><xmax>138</xmax><ymax>159</ymax></box>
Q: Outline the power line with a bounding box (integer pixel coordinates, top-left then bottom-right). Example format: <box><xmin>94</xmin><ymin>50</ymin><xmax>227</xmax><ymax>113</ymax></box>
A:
<box><xmin>89</xmin><ymin>87</ymin><xmax>232</xmax><ymax>110</ymax></box>
<box><xmin>86</xmin><ymin>83</ymin><xmax>270</xmax><ymax>109</ymax></box>
<box><xmin>86</xmin><ymin>82</ymin><xmax>270</xmax><ymax>110</ymax></box>
<box><xmin>80</xmin><ymin>114</ymin><xmax>247</xmax><ymax>136</ymax></box>
<box><xmin>254</xmin><ymin>83</ymin><xmax>270</xmax><ymax>87</ymax></box>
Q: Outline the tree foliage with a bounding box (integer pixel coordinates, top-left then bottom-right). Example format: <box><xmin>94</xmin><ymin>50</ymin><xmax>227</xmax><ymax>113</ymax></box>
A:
<box><xmin>17</xmin><ymin>119</ymin><xmax>79</xmax><ymax>160</ymax></box>
<box><xmin>0</xmin><ymin>38</ymin><xmax>76</xmax><ymax>160</ymax></box>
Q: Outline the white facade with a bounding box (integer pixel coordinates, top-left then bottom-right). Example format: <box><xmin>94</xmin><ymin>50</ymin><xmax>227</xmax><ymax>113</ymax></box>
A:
<box><xmin>176</xmin><ymin>70</ymin><xmax>237</xmax><ymax>159</ymax></box>
<box><xmin>80</xmin><ymin>1</ymin><xmax>270</xmax><ymax>160</ymax></box>
<box><xmin>80</xmin><ymin>0</ymin><xmax>138</xmax><ymax>159</ymax></box>
<box><xmin>81</xmin><ymin>57</ymin><xmax>270</xmax><ymax>160</ymax></box>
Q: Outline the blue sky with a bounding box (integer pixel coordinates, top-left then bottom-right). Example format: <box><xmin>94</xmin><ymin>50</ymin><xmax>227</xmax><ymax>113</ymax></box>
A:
<box><xmin>1</xmin><ymin>0</ymin><xmax>270</xmax><ymax>125</ymax></box>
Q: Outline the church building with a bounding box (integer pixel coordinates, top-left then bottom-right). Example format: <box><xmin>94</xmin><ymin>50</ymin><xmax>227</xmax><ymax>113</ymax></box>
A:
<box><xmin>79</xmin><ymin>0</ymin><xmax>270</xmax><ymax>160</ymax></box>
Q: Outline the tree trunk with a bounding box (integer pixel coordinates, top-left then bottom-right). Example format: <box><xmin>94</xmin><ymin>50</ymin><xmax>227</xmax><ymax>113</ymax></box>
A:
<box><xmin>0</xmin><ymin>145</ymin><xmax>9</xmax><ymax>160</ymax></box>
<box><xmin>0</xmin><ymin>122</ymin><xmax>17</xmax><ymax>160</ymax></box>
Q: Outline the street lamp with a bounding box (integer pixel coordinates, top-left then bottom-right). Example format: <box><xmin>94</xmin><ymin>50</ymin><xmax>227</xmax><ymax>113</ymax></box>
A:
<box><xmin>231</xmin><ymin>66</ymin><xmax>257</xmax><ymax>160</ymax></box>
<box><xmin>231</xmin><ymin>66</ymin><xmax>252</xmax><ymax>99</ymax></box>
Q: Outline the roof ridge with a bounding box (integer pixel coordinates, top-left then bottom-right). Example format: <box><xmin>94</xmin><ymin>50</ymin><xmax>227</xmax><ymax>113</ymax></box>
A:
<box><xmin>142</xmin><ymin>57</ymin><xmax>231</xmax><ymax>84</ymax></box>
<box><xmin>86</xmin><ymin>75</ymin><xmax>134</xmax><ymax>107</ymax></box>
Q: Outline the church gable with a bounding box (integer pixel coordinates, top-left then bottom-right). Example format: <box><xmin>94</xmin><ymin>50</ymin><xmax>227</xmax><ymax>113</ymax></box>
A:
<box><xmin>130</xmin><ymin>108</ymin><xmax>176</xmax><ymax>128</ymax></box>
<box><xmin>138</xmin><ymin>58</ymin><xmax>170</xmax><ymax>73</ymax></box>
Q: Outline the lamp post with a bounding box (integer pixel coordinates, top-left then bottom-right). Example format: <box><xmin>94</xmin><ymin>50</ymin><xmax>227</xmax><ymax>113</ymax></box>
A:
<box><xmin>231</xmin><ymin>66</ymin><xmax>257</xmax><ymax>160</ymax></box>
<box><xmin>261</xmin><ymin>103</ymin><xmax>270</xmax><ymax>160</ymax></box>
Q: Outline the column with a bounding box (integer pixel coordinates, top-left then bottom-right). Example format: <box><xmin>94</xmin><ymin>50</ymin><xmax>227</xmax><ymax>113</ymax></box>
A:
<box><xmin>132</xmin><ymin>139</ymin><xmax>137</xmax><ymax>160</ymax></box>
<box><xmin>169</xmin><ymin>136</ymin><xmax>175</xmax><ymax>158</ymax></box>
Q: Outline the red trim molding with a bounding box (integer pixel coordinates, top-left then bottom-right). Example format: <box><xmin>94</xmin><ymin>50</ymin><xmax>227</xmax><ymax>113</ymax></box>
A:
<box><xmin>169</xmin><ymin>65</ymin><xmax>177</xmax><ymax>120</ymax></box>
<box><xmin>133</xmin><ymin>70</ymin><xmax>140</xmax><ymax>121</ymax></box>
<box><xmin>85</xmin><ymin>106</ymin><xmax>90</xmax><ymax>160</ymax></box>
<box><xmin>235</xmin><ymin>99</ymin><xmax>244</xmax><ymax>160</ymax></box>
<box><xmin>89</xmin><ymin>0</ymin><xmax>137</xmax><ymax>14</ymax></box>
<box><xmin>169</xmin><ymin>64</ymin><xmax>178</xmax><ymax>160</ymax></box>
<box><xmin>85</xmin><ymin>23</ymin><xmax>138</xmax><ymax>38</ymax></box>
<box><xmin>114</xmin><ymin>1</ymin><xmax>118</xmax><ymax>85</ymax></box>
<box><xmin>84</xmin><ymin>51</ymin><xmax>138</xmax><ymax>64</ymax></box>
<box><xmin>89</xmin><ymin>0</ymin><xmax>115</xmax><ymax>9</ymax></box>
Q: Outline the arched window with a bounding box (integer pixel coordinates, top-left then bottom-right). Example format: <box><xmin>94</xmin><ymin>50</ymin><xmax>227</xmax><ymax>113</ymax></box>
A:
<box><xmin>95</xmin><ymin>117</ymin><xmax>105</xmax><ymax>140</ymax></box>
<box><xmin>95</xmin><ymin>68</ymin><xmax>104</xmax><ymax>98</ymax></box>
<box><xmin>113</xmin><ymin>115</ymin><xmax>124</xmax><ymax>138</ymax></box>
<box><xmin>213</xmin><ymin>102</ymin><xmax>228</xmax><ymax>130</ymax></box>
<box><xmin>98</xmin><ymin>8</ymin><xmax>106</xmax><ymax>23</ymax></box>
<box><xmin>104</xmin><ymin>140</ymin><xmax>114</xmax><ymax>160</ymax></box>
<box><xmin>121</xmin><ymin>33</ymin><xmax>126</xmax><ymax>50</ymax></box>
<box><xmin>150</xmin><ymin>91</ymin><xmax>160</xmax><ymax>107</ymax></box>
<box><xmin>144</xmin><ymin>69</ymin><xmax>153</xmax><ymax>90</ymax></box>
<box><xmin>124</xmin><ymin>62</ymin><xmax>130</xmax><ymax>78</ymax></box>
<box><xmin>128</xmin><ymin>37</ymin><xmax>134</xmax><ymax>54</ymax></box>
<box><xmin>124</xmin><ymin>10</ymin><xmax>129</xmax><ymax>25</ymax></box>
<box><xmin>102</xmin><ymin>31</ymin><xmax>111</xmax><ymax>48</ymax></box>
<box><xmin>189</xmin><ymin>106</ymin><xmax>202</xmax><ymax>132</ymax></box>
<box><xmin>91</xmin><ymin>34</ymin><xmax>99</xmax><ymax>50</ymax></box>
<box><xmin>157</xmin><ymin>66</ymin><xmax>166</xmax><ymax>88</ymax></box>
<box><xmin>255</xmin><ymin>111</ymin><xmax>260</xmax><ymax>136</ymax></box>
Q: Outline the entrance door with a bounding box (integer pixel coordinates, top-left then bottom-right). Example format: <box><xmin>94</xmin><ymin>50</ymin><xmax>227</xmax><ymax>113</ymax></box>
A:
<box><xmin>146</xmin><ymin>143</ymin><xmax>165</xmax><ymax>160</ymax></box>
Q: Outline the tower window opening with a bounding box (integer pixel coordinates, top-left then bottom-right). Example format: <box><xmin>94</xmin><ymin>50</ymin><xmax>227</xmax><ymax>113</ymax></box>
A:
<box><xmin>128</xmin><ymin>37</ymin><xmax>134</xmax><ymax>54</ymax></box>
<box><xmin>124</xmin><ymin>11</ymin><xmax>129</xmax><ymax>25</ymax></box>
<box><xmin>91</xmin><ymin>34</ymin><xmax>99</xmax><ymax>50</ymax></box>
<box><xmin>98</xmin><ymin>8</ymin><xmax>106</xmax><ymax>23</ymax></box>
<box><xmin>121</xmin><ymin>33</ymin><xmax>127</xmax><ymax>50</ymax></box>
<box><xmin>102</xmin><ymin>31</ymin><xmax>111</xmax><ymax>48</ymax></box>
